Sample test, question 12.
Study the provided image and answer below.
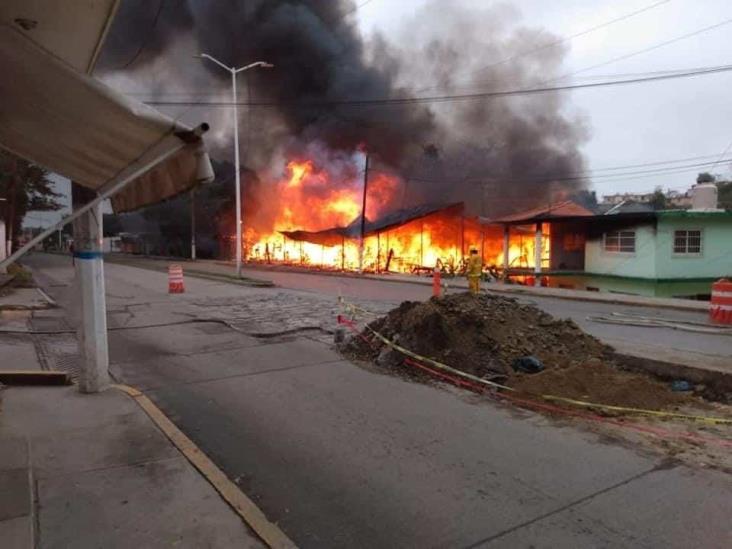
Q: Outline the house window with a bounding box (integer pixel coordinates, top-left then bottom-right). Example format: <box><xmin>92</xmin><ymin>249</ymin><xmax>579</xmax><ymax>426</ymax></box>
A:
<box><xmin>604</xmin><ymin>230</ymin><xmax>635</xmax><ymax>253</ymax></box>
<box><xmin>673</xmin><ymin>229</ymin><xmax>702</xmax><ymax>254</ymax></box>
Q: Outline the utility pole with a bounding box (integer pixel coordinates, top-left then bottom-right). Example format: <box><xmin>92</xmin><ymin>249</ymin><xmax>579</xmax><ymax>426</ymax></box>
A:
<box><xmin>358</xmin><ymin>154</ymin><xmax>369</xmax><ymax>274</ymax></box>
<box><xmin>190</xmin><ymin>188</ymin><xmax>196</xmax><ymax>261</ymax></box>
<box><xmin>71</xmin><ymin>183</ymin><xmax>109</xmax><ymax>393</ymax></box>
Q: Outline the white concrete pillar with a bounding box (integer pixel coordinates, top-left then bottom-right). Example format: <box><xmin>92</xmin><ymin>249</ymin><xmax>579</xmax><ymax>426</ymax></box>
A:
<box><xmin>190</xmin><ymin>189</ymin><xmax>197</xmax><ymax>261</ymax></box>
<box><xmin>72</xmin><ymin>185</ymin><xmax>109</xmax><ymax>393</ymax></box>
<box><xmin>502</xmin><ymin>225</ymin><xmax>509</xmax><ymax>282</ymax></box>
<box><xmin>534</xmin><ymin>222</ymin><xmax>542</xmax><ymax>287</ymax></box>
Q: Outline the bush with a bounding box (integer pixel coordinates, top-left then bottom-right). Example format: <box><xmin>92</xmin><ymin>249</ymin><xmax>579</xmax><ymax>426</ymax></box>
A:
<box><xmin>6</xmin><ymin>263</ymin><xmax>35</xmax><ymax>288</ymax></box>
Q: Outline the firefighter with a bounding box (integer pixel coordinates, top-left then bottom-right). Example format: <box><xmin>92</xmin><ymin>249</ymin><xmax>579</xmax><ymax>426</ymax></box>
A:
<box><xmin>466</xmin><ymin>248</ymin><xmax>482</xmax><ymax>295</ymax></box>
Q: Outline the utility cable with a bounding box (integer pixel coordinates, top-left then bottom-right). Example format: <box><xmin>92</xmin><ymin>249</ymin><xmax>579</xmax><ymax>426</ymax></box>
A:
<box><xmin>0</xmin><ymin>317</ymin><xmax>333</xmax><ymax>337</ymax></box>
<box><xmin>549</xmin><ymin>16</ymin><xmax>732</xmax><ymax>84</ymax></box>
<box><xmin>416</xmin><ymin>0</ymin><xmax>672</xmax><ymax>93</ymax></box>
<box><xmin>142</xmin><ymin>63</ymin><xmax>732</xmax><ymax>109</ymax></box>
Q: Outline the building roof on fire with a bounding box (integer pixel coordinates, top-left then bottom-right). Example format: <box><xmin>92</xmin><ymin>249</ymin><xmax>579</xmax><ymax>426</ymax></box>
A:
<box><xmin>486</xmin><ymin>200</ymin><xmax>595</xmax><ymax>225</ymax></box>
<box><xmin>279</xmin><ymin>202</ymin><xmax>464</xmax><ymax>246</ymax></box>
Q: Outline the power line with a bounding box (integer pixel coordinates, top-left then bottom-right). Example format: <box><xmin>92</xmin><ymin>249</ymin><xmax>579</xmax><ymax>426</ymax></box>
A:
<box><xmin>367</xmin><ymin>154</ymin><xmax>732</xmax><ymax>188</ymax></box>
<box><xmin>550</xmin><ymin>16</ymin><xmax>732</xmax><ymax>84</ymax></box>
<box><xmin>332</xmin><ymin>0</ymin><xmax>374</xmax><ymax>24</ymax></box>
<box><xmin>417</xmin><ymin>0</ymin><xmax>672</xmax><ymax>92</ymax></box>
<box><xmin>142</xmin><ymin>63</ymin><xmax>732</xmax><ymax>109</ymax></box>
<box><xmin>117</xmin><ymin>0</ymin><xmax>166</xmax><ymax>70</ymax></box>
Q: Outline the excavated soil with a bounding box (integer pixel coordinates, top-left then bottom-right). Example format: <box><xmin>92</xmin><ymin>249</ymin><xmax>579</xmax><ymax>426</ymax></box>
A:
<box><xmin>342</xmin><ymin>292</ymin><xmax>690</xmax><ymax>410</ymax></box>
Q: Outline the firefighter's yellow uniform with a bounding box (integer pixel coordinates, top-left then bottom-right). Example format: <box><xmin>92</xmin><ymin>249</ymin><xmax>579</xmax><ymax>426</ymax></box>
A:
<box><xmin>466</xmin><ymin>251</ymin><xmax>482</xmax><ymax>295</ymax></box>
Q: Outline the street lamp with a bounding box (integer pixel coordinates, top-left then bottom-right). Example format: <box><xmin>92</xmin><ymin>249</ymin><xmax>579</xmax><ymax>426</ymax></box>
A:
<box><xmin>196</xmin><ymin>54</ymin><xmax>273</xmax><ymax>277</ymax></box>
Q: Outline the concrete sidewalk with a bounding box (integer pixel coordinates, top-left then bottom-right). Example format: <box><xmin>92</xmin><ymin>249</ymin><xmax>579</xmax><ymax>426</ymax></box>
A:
<box><xmin>0</xmin><ymin>273</ymin><xmax>268</xmax><ymax>549</ymax></box>
<box><xmin>0</xmin><ymin>385</ymin><xmax>265</xmax><ymax>549</ymax></box>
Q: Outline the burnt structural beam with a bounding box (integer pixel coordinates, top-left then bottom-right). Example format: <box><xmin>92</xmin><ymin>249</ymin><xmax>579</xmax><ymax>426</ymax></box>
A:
<box><xmin>534</xmin><ymin>222</ymin><xmax>543</xmax><ymax>287</ymax></box>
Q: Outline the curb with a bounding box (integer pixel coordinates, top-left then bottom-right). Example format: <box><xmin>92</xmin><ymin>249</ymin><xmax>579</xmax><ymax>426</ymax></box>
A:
<box><xmin>614</xmin><ymin>352</ymin><xmax>732</xmax><ymax>403</ymax></box>
<box><xmin>220</xmin><ymin>262</ymin><xmax>709</xmax><ymax>313</ymax></box>
<box><xmin>113</xmin><ymin>384</ymin><xmax>297</xmax><ymax>549</ymax></box>
<box><xmin>105</xmin><ymin>256</ymin><xmax>274</xmax><ymax>288</ymax></box>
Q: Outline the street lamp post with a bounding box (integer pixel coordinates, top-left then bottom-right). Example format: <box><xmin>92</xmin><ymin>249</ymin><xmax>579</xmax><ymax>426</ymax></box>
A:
<box><xmin>197</xmin><ymin>54</ymin><xmax>273</xmax><ymax>277</ymax></box>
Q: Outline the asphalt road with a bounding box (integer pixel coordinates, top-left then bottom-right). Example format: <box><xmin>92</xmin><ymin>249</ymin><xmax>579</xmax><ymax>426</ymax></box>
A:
<box><xmin>234</xmin><ymin>264</ymin><xmax>732</xmax><ymax>360</ymax></box>
<box><xmin>25</xmin><ymin>253</ymin><xmax>732</xmax><ymax>548</ymax></box>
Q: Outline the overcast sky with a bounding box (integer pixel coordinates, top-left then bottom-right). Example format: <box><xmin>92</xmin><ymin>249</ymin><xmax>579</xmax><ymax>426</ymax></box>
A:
<box><xmin>357</xmin><ymin>0</ymin><xmax>732</xmax><ymax>197</ymax></box>
<box><xmin>31</xmin><ymin>0</ymin><xmax>732</xmax><ymax>227</ymax></box>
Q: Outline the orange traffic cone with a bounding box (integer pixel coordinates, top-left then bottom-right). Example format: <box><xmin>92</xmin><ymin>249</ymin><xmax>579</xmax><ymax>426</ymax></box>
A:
<box><xmin>168</xmin><ymin>264</ymin><xmax>185</xmax><ymax>294</ymax></box>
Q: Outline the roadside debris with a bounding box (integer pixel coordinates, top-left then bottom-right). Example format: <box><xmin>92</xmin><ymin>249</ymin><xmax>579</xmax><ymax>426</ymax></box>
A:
<box><xmin>341</xmin><ymin>292</ymin><xmax>694</xmax><ymax>410</ymax></box>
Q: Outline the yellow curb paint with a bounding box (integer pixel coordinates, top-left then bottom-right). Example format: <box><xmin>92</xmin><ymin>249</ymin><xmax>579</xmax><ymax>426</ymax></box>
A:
<box><xmin>113</xmin><ymin>384</ymin><xmax>297</xmax><ymax>549</ymax></box>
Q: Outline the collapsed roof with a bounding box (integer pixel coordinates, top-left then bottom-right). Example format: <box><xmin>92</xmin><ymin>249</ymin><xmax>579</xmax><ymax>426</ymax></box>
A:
<box><xmin>280</xmin><ymin>202</ymin><xmax>464</xmax><ymax>246</ymax></box>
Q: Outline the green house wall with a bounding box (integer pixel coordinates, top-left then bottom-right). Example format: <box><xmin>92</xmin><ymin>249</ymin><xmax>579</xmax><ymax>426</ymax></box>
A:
<box><xmin>555</xmin><ymin>211</ymin><xmax>732</xmax><ymax>298</ymax></box>
<box><xmin>655</xmin><ymin>214</ymin><xmax>732</xmax><ymax>279</ymax></box>
<box><xmin>584</xmin><ymin>223</ymin><xmax>656</xmax><ymax>278</ymax></box>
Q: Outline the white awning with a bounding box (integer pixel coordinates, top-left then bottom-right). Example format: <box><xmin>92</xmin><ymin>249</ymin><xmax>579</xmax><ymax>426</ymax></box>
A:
<box><xmin>0</xmin><ymin>19</ymin><xmax>213</xmax><ymax>213</ymax></box>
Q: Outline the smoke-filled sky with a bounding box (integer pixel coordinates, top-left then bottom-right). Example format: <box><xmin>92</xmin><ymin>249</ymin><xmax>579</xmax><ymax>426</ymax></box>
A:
<box><xmin>31</xmin><ymin>0</ymin><xmax>732</xmax><ymax>226</ymax></box>
<box><xmin>358</xmin><ymin>0</ymin><xmax>732</xmax><ymax>197</ymax></box>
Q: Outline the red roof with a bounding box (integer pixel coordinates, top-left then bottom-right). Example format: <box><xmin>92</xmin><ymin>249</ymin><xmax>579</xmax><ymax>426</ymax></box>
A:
<box><xmin>488</xmin><ymin>200</ymin><xmax>594</xmax><ymax>224</ymax></box>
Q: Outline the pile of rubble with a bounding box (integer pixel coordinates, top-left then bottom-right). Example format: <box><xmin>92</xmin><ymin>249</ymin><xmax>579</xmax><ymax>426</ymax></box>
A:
<box><xmin>341</xmin><ymin>293</ymin><xmax>688</xmax><ymax>409</ymax></box>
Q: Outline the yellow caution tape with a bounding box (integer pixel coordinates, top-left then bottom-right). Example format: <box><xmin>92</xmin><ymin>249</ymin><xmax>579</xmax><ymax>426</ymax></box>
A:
<box><xmin>339</xmin><ymin>298</ymin><xmax>732</xmax><ymax>426</ymax></box>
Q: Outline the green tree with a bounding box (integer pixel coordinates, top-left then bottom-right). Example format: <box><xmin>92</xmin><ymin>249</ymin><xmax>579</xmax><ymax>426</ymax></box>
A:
<box><xmin>649</xmin><ymin>187</ymin><xmax>667</xmax><ymax>210</ymax></box>
<box><xmin>717</xmin><ymin>180</ymin><xmax>732</xmax><ymax>210</ymax></box>
<box><xmin>696</xmin><ymin>172</ymin><xmax>716</xmax><ymax>184</ymax></box>
<box><xmin>0</xmin><ymin>150</ymin><xmax>62</xmax><ymax>250</ymax></box>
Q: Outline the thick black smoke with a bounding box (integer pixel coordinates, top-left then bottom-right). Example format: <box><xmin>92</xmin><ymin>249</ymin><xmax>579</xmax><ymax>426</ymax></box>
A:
<box><xmin>98</xmin><ymin>0</ymin><xmax>589</xmax><ymax>217</ymax></box>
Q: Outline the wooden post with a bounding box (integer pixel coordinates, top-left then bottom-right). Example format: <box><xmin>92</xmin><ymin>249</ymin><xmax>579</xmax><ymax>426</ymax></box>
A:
<box><xmin>378</xmin><ymin>232</ymin><xmax>383</xmax><ymax>272</ymax></box>
<box><xmin>534</xmin><ymin>222</ymin><xmax>542</xmax><ymax>287</ymax></box>
<box><xmin>420</xmin><ymin>220</ymin><xmax>424</xmax><ymax>267</ymax></box>
<box><xmin>358</xmin><ymin>154</ymin><xmax>369</xmax><ymax>273</ymax></box>
<box><xmin>502</xmin><ymin>225</ymin><xmax>509</xmax><ymax>282</ymax></box>
<box><xmin>460</xmin><ymin>215</ymin><xmax>465</xmax><ymax>261</ymax></box>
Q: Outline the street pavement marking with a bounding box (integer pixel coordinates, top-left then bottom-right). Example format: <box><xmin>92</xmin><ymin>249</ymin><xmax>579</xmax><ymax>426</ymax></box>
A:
<box><xmin>114</xmin><ymin>384</ymin><xmax>298</xmax><ymax>549</ymax></box>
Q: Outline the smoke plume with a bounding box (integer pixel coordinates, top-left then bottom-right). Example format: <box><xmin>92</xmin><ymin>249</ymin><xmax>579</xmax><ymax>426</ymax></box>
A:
<box><xmin>98</xmin><ymin>0</ymin><xmax>589</xmax><ymax>217</ymax></box>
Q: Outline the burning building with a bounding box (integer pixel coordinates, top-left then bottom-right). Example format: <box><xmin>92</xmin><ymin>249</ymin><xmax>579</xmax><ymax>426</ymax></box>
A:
<box><xmin>97</xmin><ymin>1</ymin><xmax>591</xmax><ymax>269</ymax></box>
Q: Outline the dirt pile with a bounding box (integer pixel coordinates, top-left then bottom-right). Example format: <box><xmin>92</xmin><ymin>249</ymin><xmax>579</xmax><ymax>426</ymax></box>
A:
<box><xmin>345</xmin><ymin>293</ymin><xmax>613</xmax><ymax>377</ymax></box>
<box><xmin>511</xmin><ymin>362</ymin><xmax>688</xmax><ymax>409</ymax></box>
<box><xmin>342</xmin><ymin>292</ymin><xmax>689</xmax><ymax>410</ymax></box>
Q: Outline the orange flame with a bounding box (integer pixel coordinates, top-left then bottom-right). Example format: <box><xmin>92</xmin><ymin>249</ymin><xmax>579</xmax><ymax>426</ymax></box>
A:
<box><xmin>243</xmin><ymin>159</ymin><xmax>550</xmax><ymax>276</ymax></box>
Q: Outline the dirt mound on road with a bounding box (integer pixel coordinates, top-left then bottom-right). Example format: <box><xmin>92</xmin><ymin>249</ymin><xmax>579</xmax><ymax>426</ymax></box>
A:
<box><xmin>346</xmin><ymin>292</ymin><xmax>612</xmax><ymax>377</ymax></box>
<box><xmin>342</xmin><ymin>292</ymin><xmax>688</xmax><ymax>410</ymax></box>
<box><xmin>511</xmin><ymin>361</ymin><xmax>687</xmax><ymax>409</ymax></box>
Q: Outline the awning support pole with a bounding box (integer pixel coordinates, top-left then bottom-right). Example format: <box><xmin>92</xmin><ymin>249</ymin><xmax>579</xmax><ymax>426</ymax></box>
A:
<box><xmin>0</xmin><ymin>129</ymin><xmax>196</xmax><ymax>270</ymax></box>
<box><xmin>534</xmin><ymin>222</ymin><xmax>542</xmax><ymax>287</ymax></box>
<box><xmin>72</xmin><ymin>183</ymin><xmax>109</xmax><ymax>393</ymax></box>
<box><xmin>190</xmin><ymin>188</ymin><xmax>196</xmax><ymax>261</ymax></box>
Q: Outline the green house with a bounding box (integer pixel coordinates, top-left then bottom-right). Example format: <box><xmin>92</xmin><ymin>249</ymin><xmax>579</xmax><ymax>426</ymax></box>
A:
<box><xmin>578</xmin><ymin>209</ymin><xmax>732</xmax><ymax>298</ymax></box>
<box><xmin>492</xmin><ymin>190</ymin><xmax>732</xmax><ymax>299</ymax></box>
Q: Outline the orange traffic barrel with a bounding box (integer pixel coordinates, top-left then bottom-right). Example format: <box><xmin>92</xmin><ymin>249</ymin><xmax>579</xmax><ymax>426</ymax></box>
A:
<box><xmin>433</xmin><ymin>267</ymin><xmax>442</xmax><ymax>297</ymax></box>
<box><xmin>168</xmin><ymin>264</ymin><xmax>185</xmax><ymax>294</ymax></box>
<box><xmin>710</xmin><ymin>278</ymin><xmax>732</xmax><ymax>324</ymax></box>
